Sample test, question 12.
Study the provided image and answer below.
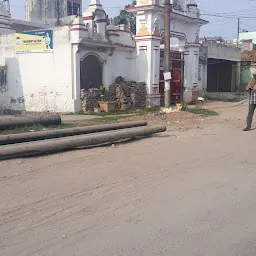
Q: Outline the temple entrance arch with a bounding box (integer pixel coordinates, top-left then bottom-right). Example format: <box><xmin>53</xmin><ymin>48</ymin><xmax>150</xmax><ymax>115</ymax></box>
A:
<box><xmin>80</xmin><ymin>53</ymin><xmax>103</xmax><ymax>91</ymax></box>
<box><xmin>160</xmin><ymin>29</ymin><xmax>187</xmax><ymax>48</ymax></box>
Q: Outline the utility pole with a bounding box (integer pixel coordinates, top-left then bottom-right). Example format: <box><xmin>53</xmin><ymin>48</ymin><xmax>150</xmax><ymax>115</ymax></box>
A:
<box><xmin>237</xmin><ymin>18</ymin><xmax>240</xmax><ymax>47</ymax></box>
<box><xmin>164</xmin><ymin>0</ymin><xmax>172</xmax><ymax>107</ymax></box>
<box><xmin>44</xmin><ymin>0</ymin><xmax>47</xmax><ymax>24</ymax></box>
<box><xmin>56</xmin><ymin>0</ymin><xmax>60</xmax><ymax>26</ymax></box>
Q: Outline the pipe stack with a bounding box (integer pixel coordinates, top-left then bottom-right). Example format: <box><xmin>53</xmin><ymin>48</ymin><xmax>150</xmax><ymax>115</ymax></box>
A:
<box><xmin>0</xmin><ymin>115</ymin><xmax>61</xmax><ymax>130</ymax></box>
<box><xmin>0</xmin><ymin>120</ymin><xmax>166</xmax><ymax>160</ymax></box>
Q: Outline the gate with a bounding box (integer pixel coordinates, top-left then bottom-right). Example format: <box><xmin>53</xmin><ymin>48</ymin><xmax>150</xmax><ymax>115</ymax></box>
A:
<box><xmin>159</xmin><ymin>51</ymin><xmax>184</xmax><ymax>105</ymax></box>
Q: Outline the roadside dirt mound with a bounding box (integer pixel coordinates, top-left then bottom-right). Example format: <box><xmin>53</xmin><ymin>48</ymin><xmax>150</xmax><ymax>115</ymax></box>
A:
<box><xmin>120</xmin><ymin>111</ymin><xmax>207</xmax><ymax>133</ymax></box>
<box><xmin>124</xmin><ymin>111</ymin><xmax>200</xmax><ymax>124</ymax></box>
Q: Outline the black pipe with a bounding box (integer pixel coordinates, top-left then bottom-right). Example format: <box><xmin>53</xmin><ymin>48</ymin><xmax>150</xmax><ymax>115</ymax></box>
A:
<box><xmin>0</xmin><ymin>121</ymin><xmax>148</xmax><ymax>145</ymax></box>
<box><xmin>0</xmin><ymin>115</ymin><xmax>61</xmax><ymax>130</ymax></box>
<box><xmin>0</xmin><ymin>125</ymin><xmax>166</xmax><ymax>160</ymax></box>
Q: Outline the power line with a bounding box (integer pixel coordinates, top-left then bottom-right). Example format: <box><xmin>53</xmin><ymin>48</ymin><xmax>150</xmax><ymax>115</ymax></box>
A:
<box><xmin>210</xmin><ymin>19</ymin><xmax>235</xmax><ymax>24</ymax></box>
<box><xmin>6</xmin><ymin>2</ymin><xmax>256</xmax><ymax>17</ymax></box>
<box><xmin>8</xmin><ymin>3</ymin><xmax>123</xmax><ymax>10</ymax></box>
<box><xmin>201</xmin><ymin>13</ymin><xmax>256</xmax><ymax>19</ymax></box>
<box><xmin>7</xmin><ymin>3</ymin><xmax>256</xmax><ymax>22</ymax></box>
<box><xmin>201</xmin><ymin>8</ymin><xmax>256</xmax><ymax>15</ymax></box>
<box><xmin>240</xmin><ymin>21</ymin><xmax>256</xmax><ymax>31</ymax></box>
<box><xmin>7</xmin><ymin>3</ymin><xmax>256</xmax><ymax>18</ymax></box>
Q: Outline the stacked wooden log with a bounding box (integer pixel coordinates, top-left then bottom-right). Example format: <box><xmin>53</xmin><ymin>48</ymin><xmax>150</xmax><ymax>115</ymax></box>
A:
<box><xmin>108</xmin><ymin>84</ymin><xmax>118</xmax><ymax>101</ymax></box>
<box><xmin>116</xmin><ymin>83</ymin><xmax>132</xmax><ymax>111</ymax></box>
<box><xmin>109</xmin><ymin>77</ymin><xmax>147</xmax><ymax>111</ymax></box>
<box><xmin>80</xmin><ymin>89</ymin><xmax>86</xmax><ymax>112</ymax></box>
<box><xmin>131</xmin><ymin>82</ymin><xmax>147</xmax><ymax>109</ymax></box>
<box><xmin>80</xmin><ymin>77</ymin><xmax>147</xmax><ymax>112</ymax></box>
<box><xmin>80</xmin><ymin>88</ymin><xmax>101</xmax><ymax>111</ymax></box>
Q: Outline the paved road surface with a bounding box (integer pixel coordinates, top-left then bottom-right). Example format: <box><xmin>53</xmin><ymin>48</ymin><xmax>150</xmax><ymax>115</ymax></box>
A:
<box><xmin>1</xmin><ymin>103</ymin><xmax>256</xmax><ymax>256</ymax></box>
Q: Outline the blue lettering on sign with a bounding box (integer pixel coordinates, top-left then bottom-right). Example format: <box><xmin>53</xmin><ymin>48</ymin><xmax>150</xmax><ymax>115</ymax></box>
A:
<box><xmin>22</xmin><ymin>30</ymin><xmax>53</xmax><ymax>50</ymax></box>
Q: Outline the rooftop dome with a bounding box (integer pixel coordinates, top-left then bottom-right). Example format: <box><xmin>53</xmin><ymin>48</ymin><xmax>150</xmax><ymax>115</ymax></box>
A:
<box><xmin>83</xmin><ymin>0</ymin><xmax>106</xmax><ymax>19</ymax></box>
<box><xmin>187</xmin><ymin>0</ymin><xmax>198</xmax><ymax>7</ymax></box>
<box><xmin>0</xmin><ymin>2</ymin><xmax>12</xmax><ymax>31</ymax></box>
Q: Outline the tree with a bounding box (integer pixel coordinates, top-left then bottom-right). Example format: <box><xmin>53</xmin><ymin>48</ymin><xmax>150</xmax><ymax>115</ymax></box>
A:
<box><xmin>113</xmin><ymin>1</ymin><xmax>137</xmax><ymax>35</ymax></box>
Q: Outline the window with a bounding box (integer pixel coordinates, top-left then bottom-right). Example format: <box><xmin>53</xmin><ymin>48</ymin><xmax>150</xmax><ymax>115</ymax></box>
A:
<box><xmin>73</xmin><ymin>3</ymin><xmax>80</xmax><ymax>16</ymax></box>
<box><xmin>67</xmin><ymin>1</ymin><xmax>72</xmax><ymax>16</ymax></box>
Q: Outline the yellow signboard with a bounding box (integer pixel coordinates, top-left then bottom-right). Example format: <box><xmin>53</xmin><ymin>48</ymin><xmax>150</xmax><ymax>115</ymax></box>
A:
<box><xmin>15</xmin><ymin>30</ymin><xmax>53</xmax><ymax>53</ymax></box>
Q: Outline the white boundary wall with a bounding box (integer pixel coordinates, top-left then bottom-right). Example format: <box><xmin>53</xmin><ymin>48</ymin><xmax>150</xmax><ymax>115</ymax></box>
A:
<box><xmin>0</xmin><ymin>26</ymin><xmax>75</xmax><ymax>113</ymax></box>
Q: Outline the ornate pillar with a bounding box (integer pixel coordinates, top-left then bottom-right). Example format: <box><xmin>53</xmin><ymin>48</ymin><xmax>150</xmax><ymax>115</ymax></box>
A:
<box><xmin>183</xmin><ymin>44</ymin><xmax>200</xmax><ymax>103</ymax></box>
<box><xmin>128</xmin><ymin>0</ymin><xmax>162</xmax><ymax>106</ymax></box>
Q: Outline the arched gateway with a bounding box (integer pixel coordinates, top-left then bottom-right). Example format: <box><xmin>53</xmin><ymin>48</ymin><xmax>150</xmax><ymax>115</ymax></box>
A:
<box><xmin>80</xmin><ymin>54</ymin><xmax>103</xmax><ymax>91</ymax></box>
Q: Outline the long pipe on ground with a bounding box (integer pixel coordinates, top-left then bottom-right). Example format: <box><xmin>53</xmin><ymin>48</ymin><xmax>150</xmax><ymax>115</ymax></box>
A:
<box><xmin>0</xmin><ymin>125</ymin><xmax>166</xmax><ymax>160</ymax></box>
<box><xmin>0</xmin><ymin>121</ymin><xmax>148</xmax><ymax>145</ymax></box>
<box><xmin>0</xmin><ymin>115</ymin><xmax>61</xmax><ymax>130</ymax></box>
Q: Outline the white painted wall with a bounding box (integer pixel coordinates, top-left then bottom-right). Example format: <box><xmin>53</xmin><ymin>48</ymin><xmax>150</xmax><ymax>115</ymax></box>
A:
<box><xmin>198</xmin><ymin>63</ymin><xmax>207</xmax><ymax>91</ymax></box>
<box><xmin>108</xmin><ymin>30</ymin><xmax>136</xmax><ymax>48</ymax></box>
<box><xmin>105</xmin><ymin>49</ymin><xmax>135</xmax><ymax>85</ymax></box>
<box><xmin>183</xmin><ymin>44</ymin><xmax>200</xmax><ymax>102</ymax></box>
<box><xmin>0</xmin><ymin>26</ymin><xmax>75</xmax><ymax>113</ymax></box>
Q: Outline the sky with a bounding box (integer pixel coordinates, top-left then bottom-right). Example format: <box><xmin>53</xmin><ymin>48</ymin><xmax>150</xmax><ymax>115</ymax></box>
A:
<box><xmin>7</xmin><ymin>0</ymin><xmax>256</xmax><ymax>40</ymax></box>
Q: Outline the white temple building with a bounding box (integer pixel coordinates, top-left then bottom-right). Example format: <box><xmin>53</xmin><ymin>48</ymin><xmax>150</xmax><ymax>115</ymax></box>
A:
<box><xmin>0</xmin><ymin>0</ymin><xmax>220</xmax><ymax>113</ymax></box>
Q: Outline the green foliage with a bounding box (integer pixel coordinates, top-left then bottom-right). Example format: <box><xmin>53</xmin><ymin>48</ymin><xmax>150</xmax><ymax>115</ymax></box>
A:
<box><xmin>113</xmin><ymin>1</ymin><xmax>137</xmax><ymax>34</ymax></box>
<box><xmin>184</xmin><ymin>107</ymin><xmax>219</xmax><ymax>117</ymax></box>
<box><xmin>99</xmin><ymin>84</ymin><xmax>106</xmax><ymax>101</ymax></box>
<box><xmin>99</xmin><ymin>85</ymin><xmax>113</xmax><ymax>102</ymax></box>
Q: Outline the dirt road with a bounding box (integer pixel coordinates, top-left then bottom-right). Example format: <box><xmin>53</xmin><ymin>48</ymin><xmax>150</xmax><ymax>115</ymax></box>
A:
<box><xmin>1</xmin><ymin>102</ymin><xmax>256</xmax><ymax>256</ymax></box>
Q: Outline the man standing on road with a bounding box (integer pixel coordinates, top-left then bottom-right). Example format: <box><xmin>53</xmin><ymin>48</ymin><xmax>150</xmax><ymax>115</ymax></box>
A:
<box><xmin>244</xmin><ymin>68</ymin><xmax>256</xmax><ymax>131</ymax></box>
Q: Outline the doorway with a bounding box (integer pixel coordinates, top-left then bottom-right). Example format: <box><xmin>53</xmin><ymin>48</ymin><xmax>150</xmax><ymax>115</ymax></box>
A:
<box><xmin>80</xmin><ymin>54</ymin><xmax>103</xmax><ymax>91</ymax></box>
<box><xmin>207</xmin><ymin>59</ymin><xmax>232</xmax><ymax>92</ymax></box>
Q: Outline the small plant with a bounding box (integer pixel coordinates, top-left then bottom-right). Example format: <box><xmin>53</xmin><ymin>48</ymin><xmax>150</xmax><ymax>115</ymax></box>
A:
<box><xmin>181</xmin><ymin>102</ymin><xmax>188</xmax><ymax>111</ymax></box>
<box><xmin>98</xmin><ymin>85</ymin><xmax>116</xmax><ymax>112</ymax></box>
<box><xmin>99</xmin><ymin>84</ymin><xmax>106</xmax><ymax>101</ymax></box>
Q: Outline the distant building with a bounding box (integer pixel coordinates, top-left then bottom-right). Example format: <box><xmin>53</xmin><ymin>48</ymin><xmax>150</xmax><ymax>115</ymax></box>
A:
<box><xmin>11</xmin><ymin>19</ymin><xmax>51</xmax><ymax>33</ymax></box>
<box><xmin>0</xmin><ymin>1</ymin><xmax>50</xmax><ymax>35</ymax></box>
<box><xmin>25</xmin><ymin>0</ymin><xmax>82</xmax><ymax>25</ymax></box>
<box><xmin>199</xmin><ymin>35</ymin><xmax>241</xmax><ymax>93</ymax></box>
<box><xmin>239</xmin><ymin>31</ymin><xmax>256</xmax><ymax>43</ymax></box>
<box><xmin>0</xmin><ymin>1</ymin><xmax>12</xmax><ymax>35</ymax></box>
<box><xmin>238</xmin><ymin>31</ymin><xmax>256</xmax><ymax>52</ymax></box>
